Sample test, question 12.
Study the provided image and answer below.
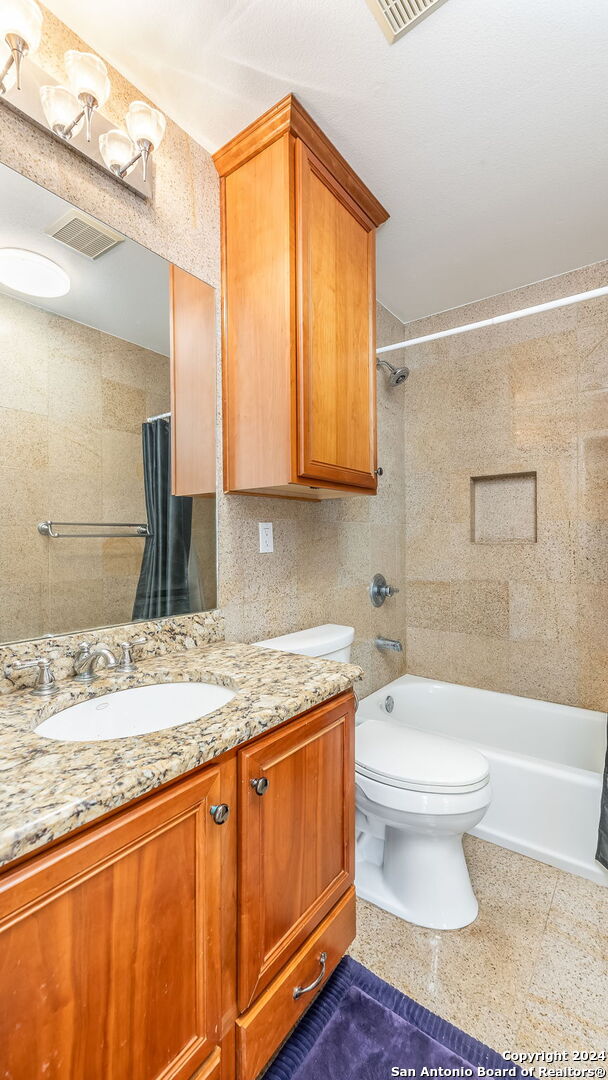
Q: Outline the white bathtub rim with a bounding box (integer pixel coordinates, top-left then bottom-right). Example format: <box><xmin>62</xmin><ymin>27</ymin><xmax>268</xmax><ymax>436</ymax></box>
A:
<box><xmin>366</xmin><ymin>673</ymin><xmax>606</xmax><ymax>723</ymax></box>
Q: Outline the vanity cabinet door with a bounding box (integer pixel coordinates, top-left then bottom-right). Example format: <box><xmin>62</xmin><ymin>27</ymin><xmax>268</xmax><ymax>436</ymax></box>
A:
<box><xmin>0</xmin><ymin>770</ymin><xmax>224</xmax><ymax>1080</ymax></box>
<box><xmin>237</xmin><ymin>692</ymin><xmax>355</xmax><ymax>1010</ymax></box>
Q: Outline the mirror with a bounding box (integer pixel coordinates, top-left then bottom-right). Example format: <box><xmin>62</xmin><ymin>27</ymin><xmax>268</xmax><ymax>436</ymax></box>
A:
<box><xmin>0</xmin><ymin>163</ymin><xmax>216</xmax><ymax>644</ymax></box>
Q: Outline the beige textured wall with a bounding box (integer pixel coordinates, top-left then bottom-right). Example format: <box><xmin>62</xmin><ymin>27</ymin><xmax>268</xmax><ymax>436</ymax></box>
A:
<box><xmin>403</xmin><ymin>261</ymin><xmax>608</xmax><ymax>711</ymax></box>
<box><xmin>0</xmin><ymin>292</ymin><xmax>169</xmax><ymax>640</ymax></box>
<box><xmin>220</xmin><ymin>302</ymin><xmax>408</xmax><ymax>696</ymax></box>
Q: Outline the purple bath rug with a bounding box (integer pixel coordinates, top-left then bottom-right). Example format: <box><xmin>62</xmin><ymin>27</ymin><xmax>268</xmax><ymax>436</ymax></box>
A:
<box><xmin>264</xmin><ymin>957</ymin><xmax>524</xmax><ymax>1080</ymax></box>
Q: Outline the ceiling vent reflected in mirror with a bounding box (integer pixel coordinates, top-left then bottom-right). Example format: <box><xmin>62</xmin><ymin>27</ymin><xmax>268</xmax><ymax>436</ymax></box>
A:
<box><xmin>45</xmin><ymin>210</ymin><xmax>124</xmax><ymax>259</ymax></box>
<box><xmin>364</xmin><ymin>0</ymin><xmax>449</xmax><ymax>43</ymax></box>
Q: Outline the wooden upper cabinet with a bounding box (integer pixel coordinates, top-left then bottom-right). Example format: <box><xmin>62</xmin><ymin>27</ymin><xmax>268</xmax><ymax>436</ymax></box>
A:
<box><xmin>170</xmin><ymin>265</ymin><xmax>216</xmax><ymax>497</ymax></box>
<box><xmin>214</xmin><ymin>95</ymin><xmax>388</xmax><ymax>500</ymax></box>
<box><xmin>237</xmin><ymin>693</ymin><xmax>355</xmax><ymax>1010</ymax></box>
<box><xmin>0</xmin><ymin>770</ymin><xmax>223</xmax><ymax>1080</ymax></box>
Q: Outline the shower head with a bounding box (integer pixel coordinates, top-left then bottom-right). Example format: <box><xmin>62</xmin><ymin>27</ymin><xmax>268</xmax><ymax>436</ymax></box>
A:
<box><xmin>376</xmin><ymin>359</ymin><xmax>409</xmax><ymax>386</ymax></box>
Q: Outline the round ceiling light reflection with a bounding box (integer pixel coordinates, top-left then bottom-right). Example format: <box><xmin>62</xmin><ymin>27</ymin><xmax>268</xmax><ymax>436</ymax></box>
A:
<box><xmin>0</xmin><ymin>248</ymin><xmax>70</xmax><ymax>298</ymax></box>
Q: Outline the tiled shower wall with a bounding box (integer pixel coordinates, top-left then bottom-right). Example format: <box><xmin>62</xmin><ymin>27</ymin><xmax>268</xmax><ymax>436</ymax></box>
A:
<box><xmin>402</xmin><ymin>261</ymin><xmax>608</xmax><ymax>711</ymax></box>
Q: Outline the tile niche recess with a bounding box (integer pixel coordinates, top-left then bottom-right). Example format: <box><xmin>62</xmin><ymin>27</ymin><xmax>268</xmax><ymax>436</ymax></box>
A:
<box><xmin>471</xmin><ymin>472</ymin><xmax>537</xmax><ymax>544</ymax></box>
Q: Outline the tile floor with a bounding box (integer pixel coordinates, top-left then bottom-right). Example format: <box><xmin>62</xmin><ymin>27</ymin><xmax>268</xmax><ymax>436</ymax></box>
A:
<box><xmin>350</xmin><ymin>836</ymin><xmax>608</xmax><ymax>1058</ymax></box>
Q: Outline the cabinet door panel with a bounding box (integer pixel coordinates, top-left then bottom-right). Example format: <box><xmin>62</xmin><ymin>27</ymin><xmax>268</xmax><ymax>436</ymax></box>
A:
<box><xmin>296</xmin><ymin>140</ymin><xmax>377</xmax><ymax>490</ymax></box>
<box><xmin>0</xmin><ymin>771</ymin><xmax>223</xmax><ymax>1080</ymax></box>
<box><xmin>238</xmin><ymin>693</ymin><xmax>355</xmax><ymax>1009</ymax></box>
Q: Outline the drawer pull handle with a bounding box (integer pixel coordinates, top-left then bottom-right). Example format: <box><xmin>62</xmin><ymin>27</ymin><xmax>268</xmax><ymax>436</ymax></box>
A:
<box><xmin>293</xmin><ymin>952</ymin><xmax>327</xmax><ymax>1000</ymax></box>
<box><xmin>210</xmin><ymin>804</ymin><xmax>230</xmax><ymax>825</ymax></box>
<box><xmin>250</xmin><ymin>777</ymin><xmax>269</xmax><ymax>796</ymax></box>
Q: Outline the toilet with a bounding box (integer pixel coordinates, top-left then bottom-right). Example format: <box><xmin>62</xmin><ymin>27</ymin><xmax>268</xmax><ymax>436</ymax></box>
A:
<box><xmin>355</xmin><ymin>719</ymin><xmax>491</xmax><ymax>930</ymax></box>
<box><xmin>254</xmin><ymin>623</ymin><xmax>355</xmax><ymax>662</ymax></box>
<box><xmin>254</xmin><ymin>625</ymin><xmax>491</xmax><ymax>931</ymax></box>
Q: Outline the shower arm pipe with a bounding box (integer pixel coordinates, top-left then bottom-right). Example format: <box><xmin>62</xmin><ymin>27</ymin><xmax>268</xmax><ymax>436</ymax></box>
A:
<box><xmin>376</xmin><ymin>284</ymin><xmax>608</xmax><ymax>355</ymax></box>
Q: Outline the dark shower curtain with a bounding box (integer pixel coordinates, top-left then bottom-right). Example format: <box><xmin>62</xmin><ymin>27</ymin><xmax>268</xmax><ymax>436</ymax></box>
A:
<box><xmin>132</xmin><ymin>417</ymin><xmax>196</xmax><ymax>620</ymax></box>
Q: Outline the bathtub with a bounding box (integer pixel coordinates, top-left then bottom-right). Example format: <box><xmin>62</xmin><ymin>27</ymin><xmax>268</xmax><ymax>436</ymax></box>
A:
<box><xmin>357</xmin><ymin>675</ymin><xmax>608</xmax><ymax>886</ymax></box>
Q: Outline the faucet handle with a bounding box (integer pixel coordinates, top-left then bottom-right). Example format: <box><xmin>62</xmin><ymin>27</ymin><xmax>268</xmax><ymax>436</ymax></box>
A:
<box><xmin>117</xmin><ymin>637</ymin><xmax>147</xmax><ymax>673</ymax></box>
<box><xmin>9</xmin><ymin>657</ymin><xmax>59</xmax><ymax>697</ymax></box>
<box><xmin>370</xmin><ymin>573</ymin><xmax>400</xmax><ymax>607</ymax></box>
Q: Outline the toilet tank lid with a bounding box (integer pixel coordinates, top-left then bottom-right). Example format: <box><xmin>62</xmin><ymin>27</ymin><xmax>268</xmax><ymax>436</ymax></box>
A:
<box><xmin>254</xmin><ymin>624</ymin><xmax>355</xmax><ymax>657</ymax></box>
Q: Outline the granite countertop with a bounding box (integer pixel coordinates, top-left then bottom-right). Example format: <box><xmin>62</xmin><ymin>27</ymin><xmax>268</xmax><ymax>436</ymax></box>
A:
<box><xmin>0</xmin><ymin>642</ymin><xmax>362</xmax><ymax>869</ymax></box>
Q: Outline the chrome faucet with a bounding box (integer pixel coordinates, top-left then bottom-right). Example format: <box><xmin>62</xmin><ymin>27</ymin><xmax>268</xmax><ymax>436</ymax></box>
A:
<box><xmin>8</xmin><ymin>657</ymin><xmax>59</xmax><ymax>697</ymax></box>
<box><xmin>73</xmin><ymin>642</ymin><xmax>117</xmax><ymax>683</ymax></box>
<box><xmin>375</xmin><ymin>637</ymin><xmax>403</xmax><ymax>652</ymax></box>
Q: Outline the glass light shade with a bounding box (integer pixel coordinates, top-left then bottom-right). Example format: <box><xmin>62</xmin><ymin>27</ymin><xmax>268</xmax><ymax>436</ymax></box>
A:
<box><xmin>65</xmin><ymin>50</ymin><xmax>110</xmax><ymax>107</ymax></box>
<box><xmin>99</xmin><ymin>129</ymin><xmax>135</xmax><ymax>173</ymax></box>
<box><xmin>0</xmin><ymin>41</ymin><xmax>16</xmax><ymax>90</ymax></box>
<box><xmin>125</xmin><ymin>100</ymin><xmax>166</xmax><ymax>150</ymax></box>
<box><xmin>0</xmin><ymin>0</ymin><xmax>43</xmax><ymax>52</ymax></box>
<box><xmin>0</xmin><ymin>248</ymin><xmax>70</xmax><ymax>297</ymax></box>
<box><xmin>40</xmin><ymin>85</ymin><xmax>83</xmax><ymax>136</ymax></box>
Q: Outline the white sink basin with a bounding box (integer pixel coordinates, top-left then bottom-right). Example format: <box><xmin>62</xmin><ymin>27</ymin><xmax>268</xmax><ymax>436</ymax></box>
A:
<box><xmin>34</xmin><ymin>682</ymin><xmax>236</xmax><ymax>742</ymax></box>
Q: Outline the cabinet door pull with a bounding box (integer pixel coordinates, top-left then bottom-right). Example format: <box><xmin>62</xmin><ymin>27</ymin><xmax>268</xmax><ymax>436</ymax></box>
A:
<box><xmin>293</xmin><ymin>952</ymin><xmax>327</xmax><ymax>1000</ymax></box>
<box><xmin>210</xmin><ymin>803</ymin><xmax>230</xmax><ymax>825</ymax></box>
<box><xmin>250</xmin><ymin>777</ymin><xmax>269</xmax><ymax>796</ymax></box>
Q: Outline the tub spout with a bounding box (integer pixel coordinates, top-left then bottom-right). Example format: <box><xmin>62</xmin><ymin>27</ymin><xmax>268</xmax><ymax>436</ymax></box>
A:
<box><xmin>375</xmin><ymin>637</ymin><xmax>403</xmax><ymax>652</ymax></box>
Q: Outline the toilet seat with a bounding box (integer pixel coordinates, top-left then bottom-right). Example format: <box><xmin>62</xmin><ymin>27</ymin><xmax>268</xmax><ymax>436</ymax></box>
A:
<box><xmin>355</xmin><ymin>718</ymin><xmax>490</xmax><ymax>795</ymax></box>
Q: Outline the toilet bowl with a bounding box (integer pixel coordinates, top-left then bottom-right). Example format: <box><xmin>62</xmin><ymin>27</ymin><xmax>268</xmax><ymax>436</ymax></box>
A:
<box><xmin>253</xmin><ymin>624</ymin><xmax>490</xmax><ymax>930</ymax></box>
<box><xmin>355</xmin><ymin>718</ymin><xmax>491</xmax><ymax>930</ymax></box>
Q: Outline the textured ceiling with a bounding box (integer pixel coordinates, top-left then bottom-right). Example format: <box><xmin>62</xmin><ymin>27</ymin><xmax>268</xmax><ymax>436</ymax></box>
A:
<box><xmin>43</xmin><ymin>0</ymin><xmax>608</xmax><ymax>322</ymax></box>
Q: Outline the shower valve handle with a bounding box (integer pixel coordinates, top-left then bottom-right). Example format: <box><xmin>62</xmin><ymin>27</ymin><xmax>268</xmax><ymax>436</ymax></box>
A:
<box><xmin>370</xmin><ymin>573</ymin><xmax>400</xmax><ymax>607</ymax></box>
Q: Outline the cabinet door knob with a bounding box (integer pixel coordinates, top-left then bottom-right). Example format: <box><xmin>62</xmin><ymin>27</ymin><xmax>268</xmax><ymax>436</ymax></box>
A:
<box><xmin>250</xmin><ymin>777</ymin><xmax>269</xmax><ymax>796</ymax></box>
<box><xmin>293</xmin><ymin>952</ymin><xmax>327</xmax><ymax>1000</ymax></box>
<box><xmin>210</xmin><ymin>803</ymin><xmax>230</xmax><ymax>825</ymax></box>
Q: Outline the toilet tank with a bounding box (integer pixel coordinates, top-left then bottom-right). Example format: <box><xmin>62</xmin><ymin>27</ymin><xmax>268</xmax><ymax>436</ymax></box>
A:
<box><xmin>254</xmin><ymin>624</ymin><xmax>354</xmax><ymax>663</ymax></box>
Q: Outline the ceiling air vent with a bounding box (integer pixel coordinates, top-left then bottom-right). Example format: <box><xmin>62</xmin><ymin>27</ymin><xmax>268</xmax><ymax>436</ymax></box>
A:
<box><xmin>45</xmin><ymin>210</ymin><xmax>124</xmax><ymax>260</ymax></box>
<box><xmin>364</xmin><ymin>0</ymin><xmax>449</xmax><ymax>43</ymax></box>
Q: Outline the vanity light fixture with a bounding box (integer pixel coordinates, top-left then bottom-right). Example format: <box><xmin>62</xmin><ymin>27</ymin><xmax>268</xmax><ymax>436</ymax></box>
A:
<box><xmin>40</xmin><ymin>50</ymin><xmax>110</xmax><ymax>143</ymax></box>
<box><xmin>100</xmin><ymin>101</ymin><xmax>166</xmax><ymax>182</ymax></box>
<box><xmin>0</xmin><ymin>14</ymin><xmax>161</xmax><ymax>196</ymax></box>
<box><xmin>0</xmin><ymin>247</ymin><xmax>70</xmax><ymax>297</ymax></box>
<box><xmin>0</xmin><ymin>0</ymin><xmax>42</xmax><ymax>93</ymax></box>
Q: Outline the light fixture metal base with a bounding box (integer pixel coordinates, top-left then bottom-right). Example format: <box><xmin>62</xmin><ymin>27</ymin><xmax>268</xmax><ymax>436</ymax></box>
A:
<box><xmin>0</xmin><ymin>57</ymin><xmax>150</xmax><ymax>199</ymax></box>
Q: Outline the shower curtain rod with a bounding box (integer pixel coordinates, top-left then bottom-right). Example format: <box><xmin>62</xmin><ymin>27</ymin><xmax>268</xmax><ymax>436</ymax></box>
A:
<box><xmin>376</xmin><ymin>284</ymin><xmax>608</xmax><ymax>355</ymax></box>
<box><xmin>145</xmin><ymin>411</ymin><xmax>171</xmax><ymax>423</ymax></box>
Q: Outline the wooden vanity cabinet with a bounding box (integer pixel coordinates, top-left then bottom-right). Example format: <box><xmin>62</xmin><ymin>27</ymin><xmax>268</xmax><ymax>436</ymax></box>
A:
<box><xmin>238</xmin><ymin>693</ymin><xmax>354</xmax><ymax>1009</ymax></box>
<box><xmin>214</xmin><ymin>94</ymin><xmax>389</xmax><ymax>500</ymax></box>
<box><xmin>0</xmin><ymin>691</ymin><xmax>356</xmax><ymax>1080</ymax></box>
<box><xmin>0</xmin><ymin>768</ymin><xmax>224</xmax><ymax>1080</ymax></box>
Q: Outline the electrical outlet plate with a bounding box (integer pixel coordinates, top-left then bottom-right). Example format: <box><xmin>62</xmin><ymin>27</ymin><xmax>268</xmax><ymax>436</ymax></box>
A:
<box><xmin>258</xmin><ymin>522</ymin><xmax>274</xmax><ymax>553</ymax></box>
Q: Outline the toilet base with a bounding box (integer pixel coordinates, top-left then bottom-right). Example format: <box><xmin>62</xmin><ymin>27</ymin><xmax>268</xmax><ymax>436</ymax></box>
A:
<box><xmin>355</xmin><ymin>813</ymin><xmax>483</xmax><ymax>931</ymax></box>
<box><xmin>356</xmin><ymin>845</ymin><xmax>479</xmax><ymax>931</ymax></box>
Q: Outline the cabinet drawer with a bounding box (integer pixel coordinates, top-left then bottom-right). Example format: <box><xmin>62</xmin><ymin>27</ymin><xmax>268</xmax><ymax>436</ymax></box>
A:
<box><xmin>236</xmin><ymin>888</ymin><xmax>356</xmax><ymax>1080</ymax></box>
